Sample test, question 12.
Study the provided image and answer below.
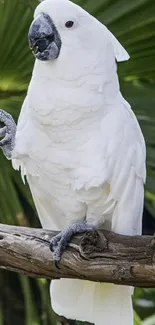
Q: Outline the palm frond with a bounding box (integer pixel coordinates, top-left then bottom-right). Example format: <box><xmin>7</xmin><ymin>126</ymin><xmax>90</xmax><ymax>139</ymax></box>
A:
<box><xmin>0</xmin><ymin>1</ymin><xmax>155</xmax><ymax>324</ymax></box>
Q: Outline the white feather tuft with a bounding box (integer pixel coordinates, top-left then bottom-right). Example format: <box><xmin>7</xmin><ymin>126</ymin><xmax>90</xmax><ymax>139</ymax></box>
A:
<box><xmin>107</xmin><ymin>29</ymin><xmax>130</xmax><ymax>62</ymax></box>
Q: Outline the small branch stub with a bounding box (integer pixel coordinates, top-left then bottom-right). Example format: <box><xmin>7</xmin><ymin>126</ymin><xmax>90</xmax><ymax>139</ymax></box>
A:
<box><xmin>0</xmin><ymin>223</ymin><xmax>155</xmax><ymax>287</ymax></box>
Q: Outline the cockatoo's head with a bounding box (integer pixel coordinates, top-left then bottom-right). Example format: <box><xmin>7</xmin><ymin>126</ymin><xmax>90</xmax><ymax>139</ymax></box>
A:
<box><xmin>28</xmin><ymin>0</ymin><xmax>129</xmax><ymax>63</ymax></box>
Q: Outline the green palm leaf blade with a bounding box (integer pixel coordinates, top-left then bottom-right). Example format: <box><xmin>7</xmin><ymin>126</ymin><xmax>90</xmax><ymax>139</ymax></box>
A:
<box><xmin>0</xmin><ymin>1</ymin><xmax>35</xmax><ymax>90</ymax></box>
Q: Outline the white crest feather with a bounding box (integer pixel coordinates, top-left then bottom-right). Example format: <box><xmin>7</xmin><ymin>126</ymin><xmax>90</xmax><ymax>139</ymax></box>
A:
<box><xmin>108</xmin><ymin>29</ymin><xmax>130</xmax><ymax>62</ymax></box>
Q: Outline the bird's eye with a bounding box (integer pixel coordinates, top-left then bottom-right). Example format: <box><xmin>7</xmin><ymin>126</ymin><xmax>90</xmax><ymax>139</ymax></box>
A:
<box><xmin>65</xmin><ymin>21</ymin><xmax>74</xmax><ymax>28</ymax></box>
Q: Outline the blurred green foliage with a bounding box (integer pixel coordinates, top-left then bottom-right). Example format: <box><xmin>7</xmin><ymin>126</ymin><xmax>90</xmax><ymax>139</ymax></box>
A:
<box><xmin>0</xmin><ymin>0</ymin><xmax>155</xmax><ymax>324</ymax></box>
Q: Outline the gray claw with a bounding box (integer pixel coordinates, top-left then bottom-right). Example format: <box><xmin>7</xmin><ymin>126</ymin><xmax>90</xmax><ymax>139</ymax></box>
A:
<box><xmin>0</xmin><ymin>109</ymin><xmax>16</xmax><ymax>159</ymax></box>
<box><xmin>50</xmin><ymin>232</ymin><xmax>62</xmax><ymax>247</ymax></box>
<box><xmin>50</xmin><ymin>222</ymin><xmax>95</xmax><ymax>264</ymax></box>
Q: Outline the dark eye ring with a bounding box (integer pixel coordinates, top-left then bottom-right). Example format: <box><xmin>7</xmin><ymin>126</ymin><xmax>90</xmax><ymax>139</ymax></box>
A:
<box><xmin>65</xmin><ymin>21</ymin><xmax>74</xmax><ymax>28</ymax></box>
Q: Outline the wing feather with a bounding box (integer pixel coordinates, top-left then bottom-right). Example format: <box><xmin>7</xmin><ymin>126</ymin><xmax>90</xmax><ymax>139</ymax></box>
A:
<box><xmin>101</xmin><ymin>99</ymin><xmax>146</xmax><ymax>235</ymax></box>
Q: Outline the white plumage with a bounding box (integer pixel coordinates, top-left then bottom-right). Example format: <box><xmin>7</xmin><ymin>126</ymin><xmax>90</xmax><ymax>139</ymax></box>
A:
<box><xmin>12</xmin><ymin>0</ymin><xmax>146</xmax><ymax>324</ymax></box>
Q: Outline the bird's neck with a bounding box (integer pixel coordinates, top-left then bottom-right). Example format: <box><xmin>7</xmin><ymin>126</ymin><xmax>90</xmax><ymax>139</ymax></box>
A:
<box><xmin>28</xmin><ymin>58</ymin><xmax>121</xmax><ymax>128</ymax></box>
<box><xmin>32</xmin><ymin>56</ymin><xmax>120</xmax><ymax>98</ymax></box>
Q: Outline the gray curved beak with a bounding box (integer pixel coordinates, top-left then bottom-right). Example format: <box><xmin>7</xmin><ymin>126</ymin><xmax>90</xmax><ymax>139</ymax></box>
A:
<box><xmin>28</xmin><ymin>13</ymin><xmax>54</xmax><ymax>54</ymax></box>
<box><xmin>28</xmin><ymin>13</ymin><xmax>61</xmax><ymax>61</ymax></box>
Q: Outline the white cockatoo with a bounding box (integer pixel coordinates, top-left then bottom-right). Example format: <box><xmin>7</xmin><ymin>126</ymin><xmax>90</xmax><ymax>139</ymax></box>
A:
<box><xmin>0</xmin><ymin>0</ymin><xmax>146</xmax><ymax>324</ymax></box>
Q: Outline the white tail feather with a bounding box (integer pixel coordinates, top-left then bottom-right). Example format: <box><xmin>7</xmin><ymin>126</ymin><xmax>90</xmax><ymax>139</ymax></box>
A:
<box><xmin>50</xmin><ymin>279</ymin><xmax>133</xmax><ymax>325</ymax></box>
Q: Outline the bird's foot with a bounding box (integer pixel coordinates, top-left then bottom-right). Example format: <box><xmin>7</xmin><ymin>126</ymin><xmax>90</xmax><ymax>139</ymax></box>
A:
<box><xmin>0</xmin><ymin>110</ymin><xmax>16</xmax><ymax>159</ymax></box>
<box><xmin>50</xmin><ymin>222</ymin><xmax>95</xmax><ymax>266</ymax></box>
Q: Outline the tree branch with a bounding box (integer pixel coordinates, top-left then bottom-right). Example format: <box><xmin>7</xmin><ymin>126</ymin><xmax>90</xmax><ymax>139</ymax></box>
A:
<box><xmin>0</xmin><ymin>223</ymin><xmax>155</xmax><ymax>287</ymax></box>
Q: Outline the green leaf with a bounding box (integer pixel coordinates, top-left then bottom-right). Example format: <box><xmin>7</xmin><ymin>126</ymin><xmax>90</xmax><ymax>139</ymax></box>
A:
<box><xmin>134</xmin><ymin>311</ymin><xmax>142</xmax><ymax>325</ymax></box>
<box><xmin>142</xmin><ymin>315</ymin><xmax>155</xmax><ymax>325</ymax></box>
<box><xmin>19</xmin><ymin>275</ymin><xmax>40</xmax><ymax>325</ymax></box>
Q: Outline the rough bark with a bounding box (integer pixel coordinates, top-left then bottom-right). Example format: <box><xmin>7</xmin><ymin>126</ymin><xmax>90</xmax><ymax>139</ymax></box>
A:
<box><xmin>0</xmin><ymin>223</ymin><xmax>155</xmax><ymax>287</ymax></box>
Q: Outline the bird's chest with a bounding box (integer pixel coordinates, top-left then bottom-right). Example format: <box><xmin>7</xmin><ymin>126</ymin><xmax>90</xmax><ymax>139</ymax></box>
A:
<box><xmin>15</xmin><ymin>115</ymin><xmax>105</xmax><ymax>200</ymax></box>
<box><xmin>13</xmin><ymin>81</ymin><xmax>106</xmax><ymax>226</ymax></box>
<box><xmin>22</xmin><ymin>122</ymin><xmax>103</xmax><ymax>184</ymax></box>
<box><xmin>27</xmin><ymin>75</ymin><xmax>104</xmax><ymax>126</ymax></box>
<box><xmin>25</xmin><ymin>133</ymin><xmax>106</xmax><ymax>229</ymax></box>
